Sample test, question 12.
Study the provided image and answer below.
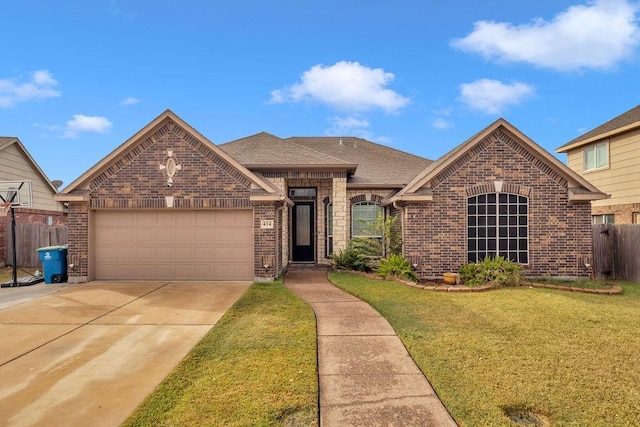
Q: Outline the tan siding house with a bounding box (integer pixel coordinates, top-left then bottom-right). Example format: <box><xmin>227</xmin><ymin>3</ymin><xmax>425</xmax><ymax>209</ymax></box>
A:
<box><xmin>557</xmin><ymin>105</ymin><xmax>640</xmax><ymax>224</ymax></box>
<box><xmin>0</xmin><ymin>137</ymin><xmax>67</xmax><ymax>266</ymax></box>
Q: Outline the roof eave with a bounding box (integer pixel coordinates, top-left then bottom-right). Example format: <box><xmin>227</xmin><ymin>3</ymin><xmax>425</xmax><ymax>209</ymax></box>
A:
<box><xmin>568</xmin><ymin>189</ymin><xmax>609</xmax><ymax>202</ymax></box>
<box><xmin>556</xmin><ymin>121</ymin><xmax>640</xmax><ymax>153</ymax></box>
<box><xmin>347</xmin><ymin>183</ymin><xmax>405</xmax><ymax>190</ymax></box>
<box><xmin>383</xmin><ymin>193</ymin><xmax>434</xmax><ymax>206</ymax></box>
<box><xmin>249</xmin><ymin>194</ymin><xmax>294</xmax><ymax>206</ymax></box>
<box><xmin>246</xmin><ymin>164</ymin><xmax>358</xmax><ymax>174</ymax></box>
<box><xmin>54</xmin><ymin>192</ymin><xmax>89</xmax><ymax>202</ymax></box>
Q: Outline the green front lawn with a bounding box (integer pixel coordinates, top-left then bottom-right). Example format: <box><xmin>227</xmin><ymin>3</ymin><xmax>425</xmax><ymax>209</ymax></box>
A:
<box><xmin>123</xmin><ymin>280</ymin><xmax>318</xmax><ymax>427</ymax></box>
<box><xmin>329</xmin><ymin>271</ymin><xmax>640</xmax><ymax>426</ymax></box>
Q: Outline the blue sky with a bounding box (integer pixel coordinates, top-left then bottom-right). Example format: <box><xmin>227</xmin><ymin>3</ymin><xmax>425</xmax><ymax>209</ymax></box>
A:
<box><xmin>2</xmin><ymin>0</ymin><xmax>639</xmax><ymax>188</ymax></box>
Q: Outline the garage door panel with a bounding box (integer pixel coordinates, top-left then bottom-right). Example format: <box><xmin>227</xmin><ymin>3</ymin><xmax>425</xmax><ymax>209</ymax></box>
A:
<box><xmin>174</xmin><ymin>246</ymin><xmax>194</xmax><ymax>262</ymax></box>
<box><xmin>94</xmin><ymin>210</ymin><xmax>253</xmax><ymax>281</ymax></box>
<box><xmin>194</xmin><ymin>247</ymin><xmax>213</xmax><ymax>261</ymax></box>
<box><xmin>136</xmin><ymin>228</ymin><xmax>157</xmax><ymax>242</ymax></box>
<box><xmin>174</xmin><ymin>228</ymin><xmax>194</xmax><ymax>243</ymax></box>
<box><xmin>154</xmin><ymin>263</ymin><xmax>175</xmax><ymax>278</ymax></box>
<box><xmin>155</xmin><ymin>211</ymin><xmax>175</xmax><ymax>227</ymax></box>
<box><xmin>194</xmin><ymin>229</ymin><xmax>214</xmax><ymax>243</ymax></box>
<box><xmin>117</xmin><ymin>246</ymin><xmax>137</xmax><ymax>261</ymax></box>
<box><xmin>234</xmin><ymin>228</ymin><xmax>253</xmax><ymax>244</ymax></box>
<box><xmin>234</xmin><ymin>248</ymin><xmax>253</xmax><ymax>262</ymax></box>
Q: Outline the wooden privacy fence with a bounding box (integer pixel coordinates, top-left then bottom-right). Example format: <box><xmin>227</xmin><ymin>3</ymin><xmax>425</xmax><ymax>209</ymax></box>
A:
<box><xmin>5</xmin><ymin>223</ymin><xmax>68</xmax><ymax>268</ymax></box>
<box><xmin>592</xmin><ymin>224</ymin><xmax>640</xmax><ymax>283</ymax></box>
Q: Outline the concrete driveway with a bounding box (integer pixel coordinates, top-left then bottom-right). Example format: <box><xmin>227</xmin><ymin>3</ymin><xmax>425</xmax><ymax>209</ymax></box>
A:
<box><xmin>0</xmin><ymin>281</ymin><xmax>250</xmax><ymax>427</ymax></box>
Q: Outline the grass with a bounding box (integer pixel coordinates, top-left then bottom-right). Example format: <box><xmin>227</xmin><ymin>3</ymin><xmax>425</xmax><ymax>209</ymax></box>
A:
<box><xmin>123</xmin><ymin>280</ymin><xmax>318</xmax><ymax>427</ymax></box>
<box><xmin>328</xmin><ymin>271</ymin><xmax>640</xmax><ymax>426</ymax></box>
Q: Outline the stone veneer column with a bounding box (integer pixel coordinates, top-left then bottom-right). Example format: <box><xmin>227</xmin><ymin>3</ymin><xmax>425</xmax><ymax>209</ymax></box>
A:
<box><xmin>332</xmin><ymin>177</ymin><xmax>348</xmax><ymax>252</ymax></box>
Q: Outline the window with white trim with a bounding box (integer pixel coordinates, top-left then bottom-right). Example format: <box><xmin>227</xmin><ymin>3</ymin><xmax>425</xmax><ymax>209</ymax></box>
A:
<box><xmin>634</xmin><ymin>213</ymin><xmax>640</xmax><ymax>224</ymax></box>
<box><xmin>468</xmin><ymin>193</ymin><xmax>529</xmax><ymax>264</ymax></box>
<box><xmin>592</xmin><ymin>214</ymin><xmax>614</xmax><ymax>224</ymax></box>
<box><xmin>583</xmin><ymin>141</ymin><xmax>608</xmax><ymax>171</ymax></box>
<box><xmin>352</xmin><ymin>202</ymin><xmax>382</xmax><ymax>238</ymax></box>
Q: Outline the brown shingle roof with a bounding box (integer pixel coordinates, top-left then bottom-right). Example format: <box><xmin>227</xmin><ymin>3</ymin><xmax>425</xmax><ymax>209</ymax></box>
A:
<box><xmin>219</xmin><ymin>132</ymin><xmax>355</xmax><ymax>171</ymax></box>
<box><xmin>557</xmin><ymin>104</ymin><xmax>640</xmax><ymax>152</ymax></box>
<box><xmin>288</xmin><ymin>137</ymin><xmax>432</xmax><ymax>187</ymax></box>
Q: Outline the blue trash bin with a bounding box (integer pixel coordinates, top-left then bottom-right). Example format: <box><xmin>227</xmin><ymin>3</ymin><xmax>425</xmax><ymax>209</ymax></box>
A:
<box><xmin>37</xmin><ymin>246</ymin><xmax>68</xmax><ymax>284</ymax></box>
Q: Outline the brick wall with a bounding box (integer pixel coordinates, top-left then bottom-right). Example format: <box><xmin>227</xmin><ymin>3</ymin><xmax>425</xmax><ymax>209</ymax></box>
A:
<box><xmin>90</xmin><ymin>121</ymin><xmax>252</xmax><ymax>208</ymax></box>
<box><xmin>403</xmin><ymin>130</ymin><xmax>593</xmax><ymax>279</ymax></box>
<box><xmin>253</xmin><ymin>202</ymin><xmax>279</xmax><ymax>280</ymax></box>
<box><xmin>67</xmin><ymin>202</ymin><xmax>89</xmax><ymax>283</ymax></box>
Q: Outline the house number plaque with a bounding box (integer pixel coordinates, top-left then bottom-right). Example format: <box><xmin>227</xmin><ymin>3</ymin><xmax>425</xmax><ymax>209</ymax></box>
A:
<box><xmin>261</xmin><ymin>220</ymin><xmax>274</xmax><ymax>229</ymax></box>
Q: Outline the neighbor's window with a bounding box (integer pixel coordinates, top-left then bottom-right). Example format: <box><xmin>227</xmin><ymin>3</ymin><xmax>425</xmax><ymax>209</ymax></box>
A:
<box><xmin>583</xmin><ymin>141</ymin><xmax>608</xmax><ymax>171</ymax></box>
<box><xmin>352</xmin><ymin>202</ymin><xmax>382</xmax><ymax>237</ymax></box>
<box><xmin>634</xmin><ymin>213</ymin><xmax>640</xmax><ymax>224</ymax></box>
<box><xmin>592</xmin><ymin>214</ymin><xmax>614</xmax><ymax>224</ymax></box>
<box><xmin>326</xmin><ymin>203</ymin><xmax>333</xmax><ymax>257</ymax></box>
<box><xmin>468</xmin><ymin>193</ymin><xmax>529</xmax><ymax>264</ymax></box>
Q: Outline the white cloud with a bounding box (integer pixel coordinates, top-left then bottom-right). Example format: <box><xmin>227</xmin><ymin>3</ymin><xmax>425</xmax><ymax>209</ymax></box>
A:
<box><xmin>64</xmin><ymin>114</ymin><xmax>113</xmax><ymax>138</ymax></box>
<box><xmin>329</xmin><ymin>116</ymin><xmax>370</xmax><ymax>133</ymax></box>
<box><xmin>459</xmin><ymin>79</ymin><xmax>535</xmax><ymax>114</ymax></box>
<box><xmin>452</xmin><ymin>0</ymin><xmax>640</xmax><ymax>71</ymax></box>
<box><xmin>432</xmin><ymin>118</ymin><xmax>454</xmax><ymax>129</ymax></box>
<box><xmin>270</xmin><ymin>61</ymin><xmax>410</xmax><ymax>113</ymax></box>
<box><xmin>0</xmin><ymin>70</ymin><xmax>61</xmax><ymax>107</ymax></box>
<box><xmin>31</xmin><ymin>122</ymin><xmax>62</xmax><ymax>131</ymax></box>
<box><xmin>121</xmin><ymin>96</ymin><xmax>140</xmax><ymax>105</ymax></box>
<box><xmin>325</xmin><ymin>116</ymin><xmax>372</xmax><ymax>139</ymax></box>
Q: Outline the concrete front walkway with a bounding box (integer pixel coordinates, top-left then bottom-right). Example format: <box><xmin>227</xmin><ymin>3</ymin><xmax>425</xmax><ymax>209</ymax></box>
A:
<box><xmin>0</xmin><ymin>281</ymin><xmax>250</xmax><ymax>427</ymax></box>
<box><xmin>285</xmin><ymin>270</ymin><xmax>457</xmax><ymax>427</ymax></box>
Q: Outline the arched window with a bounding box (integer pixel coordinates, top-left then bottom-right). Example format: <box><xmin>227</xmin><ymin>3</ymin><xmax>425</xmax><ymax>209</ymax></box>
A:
<box><xmin>467</xmin><ymin>193</ymin><xmax>529</xmax><ymax>264</ymax></box>
<box><xmin>352</xmin><ymin>202</ymin><xmax>382</xmax><ymax>238</ymax></box>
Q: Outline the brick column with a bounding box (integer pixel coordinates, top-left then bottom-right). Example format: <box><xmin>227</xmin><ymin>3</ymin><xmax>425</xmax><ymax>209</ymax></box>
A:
<box><xmin>332</xmin><ymin>177</ymin><xmax>348</xmax><ymax>253</ymax></box>
<box><xmin>67</xmin><ymin>202</ymin><xmax>89</xmax><ymax>283</ymax></box>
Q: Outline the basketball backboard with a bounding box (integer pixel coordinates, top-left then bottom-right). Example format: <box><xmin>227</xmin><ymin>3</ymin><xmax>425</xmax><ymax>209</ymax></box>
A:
<box><xmin>0</xmin><ymin>181</ymin><xmax>33</xmax><ymax>207</ymax></box>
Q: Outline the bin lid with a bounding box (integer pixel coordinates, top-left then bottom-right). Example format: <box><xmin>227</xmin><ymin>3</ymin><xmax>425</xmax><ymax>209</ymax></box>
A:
<box><xmin>37</xmin><ymin>245</ymin><xmax>68</xmax><ymax>252</ymax></box>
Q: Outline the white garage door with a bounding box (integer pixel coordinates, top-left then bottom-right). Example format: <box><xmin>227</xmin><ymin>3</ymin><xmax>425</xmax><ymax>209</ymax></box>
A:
<box><xmin>93</xmin><ymin>210</ymin><xmax>253</xmax><ymax>281</ymax></box>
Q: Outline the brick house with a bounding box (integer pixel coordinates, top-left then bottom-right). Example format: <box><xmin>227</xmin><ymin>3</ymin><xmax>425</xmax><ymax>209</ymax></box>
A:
<box><xmin>0</xmin><ymin>137</ymin><xmax>67</xmax><ymax>267</ymax></box>
<box><xmin>557</xmin><ymin>104</ymin><xmax>640</xmax><ymax>224</ymax></box>
<box><xmin>55</xmin><ymin>110</ymin><xmax>605</xmax><ymax>282</ymax></box>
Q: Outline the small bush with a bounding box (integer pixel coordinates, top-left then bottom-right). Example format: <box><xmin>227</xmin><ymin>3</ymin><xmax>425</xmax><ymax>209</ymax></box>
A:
<box><xmin>330</xmin><ymin>238</ymin><xmax>380</xmax><ymax>271</ymax></box>
<box><xmin>376</xmin><ymin>254</ymin><xmax>419</xmax><ymax>282</ymax></box>
<box><xmin>459</xmin><ymin>255</ymin><xmax>523</xmax><ymax>287</ymax></box>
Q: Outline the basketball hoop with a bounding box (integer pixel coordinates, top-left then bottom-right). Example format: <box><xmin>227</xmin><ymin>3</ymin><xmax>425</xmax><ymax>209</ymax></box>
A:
<box><xmin>0</xmin><ymin>202</ymin><xmax>11</xmax><ymax>217</ymax></box>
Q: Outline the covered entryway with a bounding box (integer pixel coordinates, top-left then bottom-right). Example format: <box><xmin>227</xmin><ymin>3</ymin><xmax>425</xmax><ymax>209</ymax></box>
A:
<box><xmin>93</xmin><ymin>210</ymin><xmax>253</xmax><ymax>281</ymax></box>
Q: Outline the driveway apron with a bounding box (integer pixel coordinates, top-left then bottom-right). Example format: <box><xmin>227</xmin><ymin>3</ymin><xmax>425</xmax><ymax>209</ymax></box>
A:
<box><xmin>0</xmin><ymin>281</ymin><xmax>250</xmax><ymax>427</ymax></box>
<box><xmin>285</xmin><ymin>270</ymin><xmax>457</xmax><ymax>427</ymax></box>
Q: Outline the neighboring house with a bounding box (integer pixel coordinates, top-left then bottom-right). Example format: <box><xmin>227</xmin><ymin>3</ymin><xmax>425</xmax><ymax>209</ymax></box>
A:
<box><xmin>0</xmin><ymin>137</ymin><xmax>67</xmax><ymax>267</ymax></box>
<box><xmin>55</xmin><ymin>110</ymin><xmax>605</xmax><ymax>283</ymax></box>
<box><xmin>557</xmin><ymin>104</ymin><xmax>640</xmax><ymax>224</ymax></box>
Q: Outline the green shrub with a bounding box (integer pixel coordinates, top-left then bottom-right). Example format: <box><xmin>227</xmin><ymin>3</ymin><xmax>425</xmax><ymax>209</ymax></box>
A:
<box><xmin>331</xmin><ymin>237</ymin><xmax>379</xmax><ymax>271</ymax></box>
<box><xmin>459</xmin><ymin>255</ymin><xmax>523</xmax><ymax>287</ymax></box>
<box><xmin>376</xmin><ymin>254</ymin><xmax>419</xmax><ymax>282</ymax></box>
